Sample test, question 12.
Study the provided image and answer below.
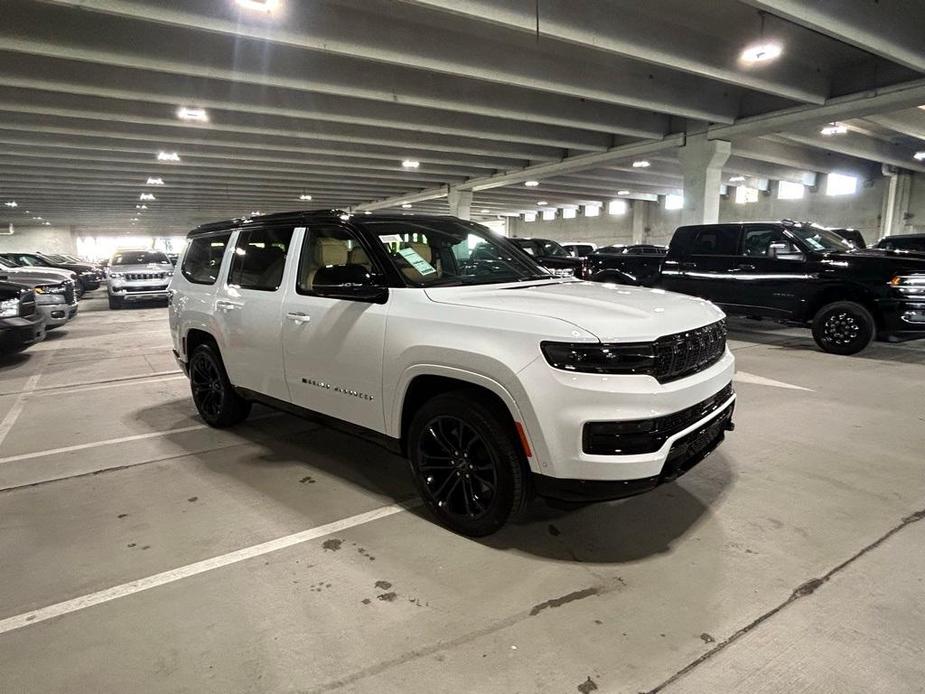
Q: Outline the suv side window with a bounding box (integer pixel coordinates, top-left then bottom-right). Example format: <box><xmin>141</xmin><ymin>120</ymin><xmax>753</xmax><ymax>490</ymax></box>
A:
<box><xmin>296</xmin><ymin>224</ymin><xmax>375</xmax><ymax>295</ymax></box>
<box><xmin>227</xmin><ymin>226</ymin><xmax>294</xmax><ymax>291</ymax></box>
<box><xmin>181</xmin><ymin>232</ymin><xmax>231</xmax><ymax>285</ymax></box>
<box><xmin>688</xmin><ymin>226</ymin><xmax>741</xmax><ymax>255</ymax></box>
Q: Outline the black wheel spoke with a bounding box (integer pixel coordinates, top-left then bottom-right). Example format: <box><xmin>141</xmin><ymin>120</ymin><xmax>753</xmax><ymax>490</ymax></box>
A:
<box><xmin>427</xmin><ymin>426</ymin><xmax>455</xmax><ymax>455</ymax></box>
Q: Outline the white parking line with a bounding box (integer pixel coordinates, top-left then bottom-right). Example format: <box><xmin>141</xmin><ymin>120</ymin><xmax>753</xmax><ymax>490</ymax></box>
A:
<box><xmin>0</xmin><ymin>502</ymin><xmax>415</xmax><ymax>636</ymax></box>
<box><xmin>0</xmin><ymin>370</ymin><xmax>183</xmax><ymax>397</ymax></box>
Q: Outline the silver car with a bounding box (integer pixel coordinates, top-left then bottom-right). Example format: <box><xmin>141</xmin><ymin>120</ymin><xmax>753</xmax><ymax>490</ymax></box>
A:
<box><xmin>7</xmin><ymin>277</ymin><xmax>78</xmax><ymax>329</ymax></box>
<box><xmin>107</xmin><ymin>249</ymin><xmax>175</xmax><ymax>309</ymax></box>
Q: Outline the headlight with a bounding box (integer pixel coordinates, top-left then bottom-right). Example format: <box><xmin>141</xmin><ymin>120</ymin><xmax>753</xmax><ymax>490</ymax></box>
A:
<box><xmin>889</xmin><ymin>275</ymin><xmax>925</xmax><ymax>296</ymax></box>
<box><xmin>541</xmin><ymin>341</ymin><xmax>656</xmax><ymax>375</ymax></box>
<box><xmin>109</xmin><ymin>272</ymin><xmax>124</xmax><ymax>279</ymax></box>
<box><xmin>0</xmin><ymin>298</ymin><xmax>18</xmax><ymax>318</ymax></box>
<box><xmin>34</xmin><ymin>284</ymin><xmax>67</xmax><ymax>294</ymax></box>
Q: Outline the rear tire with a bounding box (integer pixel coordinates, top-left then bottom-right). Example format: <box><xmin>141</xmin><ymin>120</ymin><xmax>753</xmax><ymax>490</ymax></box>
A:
<box><xmin>108</xmin><ymin>295</ymin><xmax>123</xmax><ymax>310</ymax></box>
<box><xmin>408</xmin><ymin>391</ymin><xmax>530</xmax><ymax>537</ymax></box>
<box><xmin>188</xmin><ymin>343</ymin><xmax>251</xmax><ymax>428</ymax></box>
<box><xmin>811</xmin><ymin>301</ymin><xmax>875</xmax><ymax>355</ymax></box>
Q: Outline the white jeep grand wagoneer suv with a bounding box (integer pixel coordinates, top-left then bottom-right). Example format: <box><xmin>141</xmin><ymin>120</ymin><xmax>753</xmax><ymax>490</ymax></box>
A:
<box><xmin>169</xmin><ymin>211</ymin><xmax>735</xmax><ymax>536</ymax></box>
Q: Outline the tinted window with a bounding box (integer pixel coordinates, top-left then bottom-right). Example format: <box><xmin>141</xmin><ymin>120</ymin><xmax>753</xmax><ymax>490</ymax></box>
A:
<box><xmin>879</xmin><ymin>236</ymin><xmax>925</xmax><ymax>252</ymax></box>
<box><xmin>688</xmin><ymin>226</ymin><xmax>740</xmax><ymax>255</ymax></box>
<box><xmin>228</xmin><ymin>226</ymin><xmax>294</xmax><ymax>291</ymax></box>
<box><xmin>743</xmin><ymin>227</ymin><xmax>788</xmax><ymax>256</ymax></box>
<box><xmin>181</xmin><ymin>232</ymin><xmax>231</xmax><ymax>285</ymax></box>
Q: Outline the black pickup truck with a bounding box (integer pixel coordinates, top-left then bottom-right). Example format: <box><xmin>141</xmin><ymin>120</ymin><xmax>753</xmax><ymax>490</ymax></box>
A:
<box><xmin>588</xmin><ymin>220</ymin><xmax>925</xmax><ymax>355</ymax></box>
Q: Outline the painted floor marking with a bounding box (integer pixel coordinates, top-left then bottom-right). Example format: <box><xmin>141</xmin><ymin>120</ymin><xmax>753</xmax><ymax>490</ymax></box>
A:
<box><xmin>0</xmin><ymin>502</ymin><xmax>414</xmax><ymax>636</ymax></box>
<box><xmin>0</xmin><ymin>370</ymin><xmax>183</xmax><ymax>397</ymax></box>
<box><xmin>735</xmin><ymin>370</ymin><xmax>813</xmax><ymax>391</ymax></box>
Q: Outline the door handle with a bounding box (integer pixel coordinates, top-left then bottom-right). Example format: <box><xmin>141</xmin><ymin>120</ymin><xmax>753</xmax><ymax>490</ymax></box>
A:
<box><xmin>216</xmin><ymin>300</ymin><xmax>242</xmax><ymax>312</ymax></box>
<box><xmin>286</xmin><ymin>311</ymin><xmax>311</xmax><ymax>324</ymax></box>
<box><xmin>679</xmin><ymin>261</ymin><xmax>697</xmax><ymax>270</ymax></box>
<box><xmin>734</xmin><ymin>263</ymin><xmax>756</xmax><ymax>272</ymax></box>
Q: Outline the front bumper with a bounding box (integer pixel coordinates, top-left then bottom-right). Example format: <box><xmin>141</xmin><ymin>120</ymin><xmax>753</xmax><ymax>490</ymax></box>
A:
<box><xmin>110</xmin><ymin>281</ymin><xmax>171</xmax><ymax>302</ymax></box>
<box><xmin>515</xmin><ymin>347</ymin><xmax>736</xmax><ymax>484</ymax></box>
<box><xmin>37</xmin><ymin>301</ymin><xmax>78</xmax><ymax>328</ymax></box>
<box><xmin>0</xmin><ymin>314</ymin><xmax>46</xmax><ymax>353</ymax></box>
<box><xmin>876</xmin><ymin>297</ymin><xmax>925</xmax><ymax>341</ymax></box>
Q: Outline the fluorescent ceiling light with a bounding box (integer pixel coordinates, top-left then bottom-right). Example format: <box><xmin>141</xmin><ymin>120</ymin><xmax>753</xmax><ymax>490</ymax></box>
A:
<box><xmin>729</xmin><ymin>175</ymin><xmax>746</xmax><ymax>182</ymax></box>
<box><xmin>299</xmin><ymin>194</ymin><xmax>313</xmax><ymax>201</ymax></box>
<box><xmin>820</xmin><ymin>123</ymin><xmax>848</xmax><ymax>136</ymax></box>
<box><xmin>157</xmin><ymin>151</ymin><xmax>180</xmax><ymax>162</ymax></box>
<box><xmin>617</xmin><ymin>190</ymin><xmax>630</xmax><ymax>195</ymax></box>
<box><xmin>401</xmin><ymin>203</ymin><xmax>412</xmax><ymax>208</ymax></box>
<box><xmin>740</xmin><ymin>42</ymin><xmax>782</xmax><ymax>63</ymax></box>
<box><xmin>139</xmin><ymin>193</ymin><xmax>156</xmax><ymax>201</ymax></box>
<box><xmin>136</xmin><ymin>204</ymin><xmax>148</xmax><ymax>209</ymax></box>
<box><xmin>32</xmin><ymin>216</ymin><xmax>43</xmax><ymax>220</ymax></box>
<box><xmin>43</xmin><ymin>222</ymin><xmax>51</xmax><ymax>226</ymax></box>
<box><xmin>480</xmin><ymin>208</ymin><xmax>490</xmax><ymax>214</ymax></box>
<box><xmin>401</xmin><ymin>160</ymin><xmax>420</xmax><ymax>169</ymax></box>
<box><xmin>3</xmin><ymin>201</ymin><xmax>17</xmax><ymax>207</ymax></box>
<box><xmin>537</xmin><ymin>200</ymin><xmax>548</xmax><ymax>206</ymax></box>
<box><xmin>236</xmin><ymin>0</ymin><xmax>280</xmax><ymax>11</ymax></box>
<box><xmin>914</xmin><ymin>151</ymin><xmax>925</xmax><ymax>161</ymax></box>
<box><xmin>524</xmin><ymin>180</ymin><xmax>540</xmax><ymax>187</ymax></box>
<box><xmin>177</xmin><ymin>107</ymin><xmax>209</xmax><ymax>122</ymax></box>
<box><xmin>146</xmin><ymin>177</ymin><xmax>164</xmax><ymax>185</ymax></box>
<box><xmin>364</xmin><ymin>211</ymin><xmax>371</xmax><ymax>215</ymax></box>
<box><xmin>632</xmin><ymin>160</ymin><xmax>651</xmax><ymax>168</ymax></box>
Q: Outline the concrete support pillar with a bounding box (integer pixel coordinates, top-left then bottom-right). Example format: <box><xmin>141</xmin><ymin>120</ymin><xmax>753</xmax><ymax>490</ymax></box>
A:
<box><xmin>448</xmin><ymin>188</ymin><xmax>473</xmax><ymax>220</ymax></box>
<box><xmin>677</xmin><ymin>134</ymin><xmax>731</xmax><ymax>227</ymax></box>
<box><xmin>631</xmin><ymin>199</ymin><xmax>648</xmax><ymax>245</ymax></box>
<box><xmin>879</xmin><ymin>169</ymin><xmax>913</xmax><ymax>239</ymax></box>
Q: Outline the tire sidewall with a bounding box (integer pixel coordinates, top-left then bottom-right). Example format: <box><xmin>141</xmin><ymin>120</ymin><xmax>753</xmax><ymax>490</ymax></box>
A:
<box><xmin>408</xmin><ymin>393</ymin><xmax>525</xmax><ymax>537</ymax></box>
<box><xmin>812</xmin><ymin>301</ymin><xmax>875</xmax><ymax>355</ymax></box>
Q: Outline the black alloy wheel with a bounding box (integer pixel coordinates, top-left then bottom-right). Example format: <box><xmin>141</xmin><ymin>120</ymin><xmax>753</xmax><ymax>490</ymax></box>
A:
<box><xmin>408</xmin><ymin>392</ymin><xmax>530</xmax><ymax>536</ymax></box>
<box><xmin>188</xmin><ymin>344</ymin><xmax>251</xmax><ymax>427</ymax></box>
<box><xmin>812</xmin><ymin>301</ymin><xmax>875</xmax><ymax>355</ymax></box>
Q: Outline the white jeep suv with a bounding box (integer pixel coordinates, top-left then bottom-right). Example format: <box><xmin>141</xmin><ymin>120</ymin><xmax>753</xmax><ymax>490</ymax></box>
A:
<box><xmin>169</xmin><ymin>211</ymin><xmax>735</xmax><ymax>536</ymax></box>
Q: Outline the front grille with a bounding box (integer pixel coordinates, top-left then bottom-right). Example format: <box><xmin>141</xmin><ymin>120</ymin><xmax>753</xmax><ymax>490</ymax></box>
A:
<box><xmin>124</xmin><ymin>284</ymin><xmax>169</xmax><ymax>293</ymax></box>
<box><xmin>653</xmin><ymin>319</ymin><xmax>727</xmax><ymax>383</ymax></box>
<box><xmin>583</xmin><ymin>381</ymin><xmax>734</xmax><ymax>455</ymax></box>
<box><xmin>126</xmin><ymin>272</ymin><xmax>170</xmax><ymax>281</ymax></box>
<box><xmin>19</xmin><ymin>290</ymin><xmax>36</xmax><ymax>317</ymax></box>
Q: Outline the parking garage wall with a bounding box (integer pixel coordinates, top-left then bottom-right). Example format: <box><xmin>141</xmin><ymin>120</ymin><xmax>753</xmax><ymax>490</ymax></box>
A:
<box><xmin>508</xmin><ymin>207</ymin><xmax>635</xmax><ymax>245</ymax></box>
<box><xmin>0</xmin><ymin>226</ymin><xmax>78</xmax><ymax>255</ymax></box>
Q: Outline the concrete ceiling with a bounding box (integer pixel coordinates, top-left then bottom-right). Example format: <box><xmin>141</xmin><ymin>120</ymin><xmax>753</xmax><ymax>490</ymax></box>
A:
<box><xmin>0</xmin><ymin>0</ymin><xmax>923</xmax><ymax>235</ymax></box>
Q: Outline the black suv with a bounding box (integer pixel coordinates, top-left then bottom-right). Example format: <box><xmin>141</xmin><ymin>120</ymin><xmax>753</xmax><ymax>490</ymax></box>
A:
<box><xmin>509</xmin><ymin>237</ymin><xmax>585</xmax><ymax>278</ymax></box>
<box><xmin>875</xmin><ymin>233</ymin><xmax>925</xmax><ymax>255</ymax></box>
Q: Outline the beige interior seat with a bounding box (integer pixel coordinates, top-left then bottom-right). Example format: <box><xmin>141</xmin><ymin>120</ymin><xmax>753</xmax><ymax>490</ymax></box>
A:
<box><xmin>306</xmin><ymin>237</ymin><xmax>349</xmax><ymax>288</ymax></box>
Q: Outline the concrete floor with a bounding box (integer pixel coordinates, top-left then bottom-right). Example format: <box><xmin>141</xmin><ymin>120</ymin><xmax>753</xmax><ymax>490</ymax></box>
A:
<box><xmin>1</xmin><ymin>291</ymin><xmax>923</xmax><ymax>694</ymax></box>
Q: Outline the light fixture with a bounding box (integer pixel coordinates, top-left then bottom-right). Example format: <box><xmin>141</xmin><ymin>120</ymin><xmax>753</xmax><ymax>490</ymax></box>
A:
<box><xmin>617</xmin><ymin>190</ymin><xmax>630</xmax><ymax>195</ymax></box>
<box><xmin>146</xmin><ymin>177</ymin><xmax>165</xmax><ymax>185</ymax></box>
<box><xmin>43</xmin><ymin>221</ymin><xmax>51</xmax><ymax>226</ymax></box>
<box><xmin>820</xmin><ymin>123</ymin><xmax>848</xmax><ymax>136</ymax></box>
<box><xmin>480</xmin><ymin>208</ymin><xmax>490</xmax><ymax>214</ymax></box>
<box><xmin>632</xmin><ymin>160</ymin><xmax>650</xmax><ymax>168</ymax></box>
<box><xmin>236</xmin><ymin>0</ymin><xmax>280</xmax><ymax>11</ymax></box>
<box><xmin>136</xmin><ymin>204</ymin><xmax>148</xmax><ymax>209</ymax></box>
<box><xmin>32</xmin><ymin>216</ymin><xmax>43</xmax><ymax>220</ymax></box>
<box><xmin>299</xmin><ymin>194</ymin><xmax>313</xmax><ymax>201</ymax></box>
<box><xmin>524</xmin><ymin>180</ymin><xmax>540</xmax><ymax>187</ymax></box>
<box><xmin>729</xmin><ymin>176</ymin><xmax>746</xmax><ymax>182</ymax></box>
<box><xmin>139</xmin><ymin>193</ymin><xmax>156</xmax><ymax>201</ymax></box>
<box><xmin>914</xmin><ymin>151</ymin><xmax>925</xmax><ymax>161</ymax></box>
<box><xmin>401</xmin><ymin>160</ymin><xmax>420</xmax><ymax>169</ymax></box>
<box><xmin>536</xmin><ymin>200</ymin><xmax>549</xmax><ymax>206</ymax></box>
<box><xmin>3</xmin><ymin>201</ymin><xmax>17</xmax><ymax>207</ymax></box>
<box><xmin>364</xmin><ymin>210</ymin><xmax>371</xmax><ymax>215</ymax></box>
<box><xmin>740</xmin><ymin>41</ymin><xmax>782</xmax><ymax>63</ymax></box>
<box><xmin>157</xmin><ymin>151</ymin><xmax>180</xmax><ymax>162</ymax></box>
<box><xmin>177</xmin><ymin>106</ymin><xmax>209</xmax><ymax>122</ymax></box>
<box><xmin>401</xmin><ymin>203</ymin><xmax>412</xmax><ymax>209</ymax></box>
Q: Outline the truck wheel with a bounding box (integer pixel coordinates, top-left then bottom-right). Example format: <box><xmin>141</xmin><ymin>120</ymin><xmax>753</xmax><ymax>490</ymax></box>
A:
<box><xmin>811</xmin><ymin>301</ymin><xmax>875</xmax><ymax>355</ymax></box>
<box><xmin>108</xmin><ymin>295</ymin><xmax>123</xmax><ymax>310</ymax></box>
<box><xmin>188</xmin><ymin>343</ymin><xmax>251</xmax><ymax>428</ymax></box>
<box><xmin>408</xmin><ymin>392</ymin><xmax>530</xmax><ymax>537</ymax></box>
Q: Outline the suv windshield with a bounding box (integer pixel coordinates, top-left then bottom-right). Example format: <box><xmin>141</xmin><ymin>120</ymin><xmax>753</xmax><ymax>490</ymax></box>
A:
<box><xmin>358</xmin><ymin>219</ymin><xmax>550</xmax><ymax>287</ymax></box>
<box><xmin>787</xmin><ymin>224</ymin><xmax>854</xmax><ymax>253</ymax></box>
<box><xmin>111</xmin><ymin>251</ymin><xmax>172</xmax><ymax>265</ymax></box>
<box><xmin>512</xmin><ymin>238</ymin><xmax>570</xmax><ymax>258</ymax></box>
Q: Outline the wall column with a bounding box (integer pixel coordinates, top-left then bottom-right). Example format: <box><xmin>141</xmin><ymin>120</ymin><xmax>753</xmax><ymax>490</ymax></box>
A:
<box><xmin>677</xmin><ymin>134</ymin><xmax>731</xmax><ymax>226</ymax></box>
<box><xmin>631</xmin><ymin>199</ymin><xmax>648</xmax><ymax>244</ymax></box>
<box><xmin>879</xmin><ymin>169</ymin><xmax>913</xmax><ymax>239</ymax></box>
<box><xmin>448</xmin><ymin>188</ymin><xmax>473</xmax><ymax>220</ymax></box>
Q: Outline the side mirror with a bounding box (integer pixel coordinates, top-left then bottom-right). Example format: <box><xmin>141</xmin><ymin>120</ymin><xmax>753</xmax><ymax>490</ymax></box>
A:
<box><xmin>768</xmin><ymin>242</ymin><xmax>804</xmax><ymax>261</ymax></box>
<box><xmin>312</xmin><ymin>264</ymin><xmax>389</xmax><ymax>303</ymax></box>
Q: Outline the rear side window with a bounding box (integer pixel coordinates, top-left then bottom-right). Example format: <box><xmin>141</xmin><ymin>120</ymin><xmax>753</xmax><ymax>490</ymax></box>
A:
<box><xmin>228</xmin><ymin>226</ymin><xmax>294</xmax><ymax>291</ymax></box>
<box><xmin>181</xmin><ymin>232</ymin><xmax>231</xmax><ymax>285</ymax></box>
<box><xmin>688</xmin><ymin>226</ymin><xmax>741</xmax><ymax>255</ymax></box>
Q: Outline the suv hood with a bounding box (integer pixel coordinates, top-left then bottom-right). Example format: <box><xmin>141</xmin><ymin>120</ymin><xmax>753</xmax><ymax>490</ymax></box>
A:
<box><xmin>425</xmin><ymin>280</ymin><xmax>725</xmax><ymax>342</ymax></box>
<box><xmin>0</xmin><ymin>266</ymin><xmax>74</xmax><ymax>284</ymax></box>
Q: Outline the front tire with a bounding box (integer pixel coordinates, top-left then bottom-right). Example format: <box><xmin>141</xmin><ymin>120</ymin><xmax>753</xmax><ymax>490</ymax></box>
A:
<box><xmin>188</xmin><ymin>343</ymin><xmax>251</xmax><ymax>428</ymax></box>
<box><xmin>408</xmin><ymin>391</ymin><xmax>530</xmax><ymax>537</ymax></box>
<box><xmin>812</xmin><ymin>301</ymin><xmax>875</xmax><ymax>355</ymax></box>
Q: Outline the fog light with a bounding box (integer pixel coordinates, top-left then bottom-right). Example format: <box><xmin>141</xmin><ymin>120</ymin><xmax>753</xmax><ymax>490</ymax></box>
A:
<box><xmin>51</xmin><ymin>310</ymin><xmax>65</xmax><ymax>319</ymax></box>
<box><xmin>901</xmin><ymin>307</ymin><xmax>925</xmax><ymax>324</ymax></box>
